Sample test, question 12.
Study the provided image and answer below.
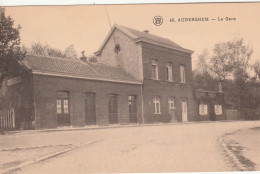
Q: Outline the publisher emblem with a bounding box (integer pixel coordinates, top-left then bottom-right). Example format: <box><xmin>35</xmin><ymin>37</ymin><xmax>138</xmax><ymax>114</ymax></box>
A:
<box><xmin>153</xmin><ymin>16</ymin><xmax>163</xmax><ymax>26</ymax></box>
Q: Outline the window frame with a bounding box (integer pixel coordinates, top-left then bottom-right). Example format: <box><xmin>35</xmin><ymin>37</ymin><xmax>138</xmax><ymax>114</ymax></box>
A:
<box><xmin>153</xmin><ymin>96</ymin><xmax>161</xmax><ymax>114</ymax></box>
<box><xmin>168</xmin><ymin>97</ymin><xmax>175</xmax><ymax>114</ymax></box>
<box><xmin>214</xmin><ymin>104</ymin><xmax>223</xmax><ymax>115</ymax></box>
<box><xmin>199</xmin><ymin>100</ymin><xmax>208</xmax><ymax>116</ymax></box>
<box><xmin>108</xmin><ymin>94</ymin><xmax>118</xmax><ymax>114</ymax></box>
<box><xmin>180</xmin><ymin>65</ymin><xmax>186</xmax><ymax>83</ymax></box>
<box><xmin>56</xmin><ymin>91</ymin><xmax>70</xmax><ymax>115</ymax></box>
<box><xmin>166</xmin><ymin>63</ymin><xmax>173</xmax><ymax>81</ymax></box>
<box><xmin>152</xmin><ymin>59</ymin><xmax>159</xmax><ymax>80</ymax></box>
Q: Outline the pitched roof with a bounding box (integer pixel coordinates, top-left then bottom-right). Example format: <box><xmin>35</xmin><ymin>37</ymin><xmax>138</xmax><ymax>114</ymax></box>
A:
<box><xmin>95</xmin><ymin>24</ymin><xmax>193</xmax><ymax>55</ymax></box>
<box><xmin>19</xmin><ymin>55</ymin><xmax>141</xmax><ymax>84</ymax></box>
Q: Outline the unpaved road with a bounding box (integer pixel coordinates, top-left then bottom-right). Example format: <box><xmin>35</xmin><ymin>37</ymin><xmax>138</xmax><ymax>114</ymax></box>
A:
<box><xmin>2</xmin><ymin>121</ymin><xmax>260</xmax><ymax>173</ymax></box>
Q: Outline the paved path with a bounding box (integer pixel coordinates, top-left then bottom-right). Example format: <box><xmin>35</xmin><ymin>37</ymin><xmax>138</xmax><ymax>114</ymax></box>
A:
<box><xmin>2</xmin><ymin>121</ymin><xmax>260</xmax><ymax>173</ymax></box>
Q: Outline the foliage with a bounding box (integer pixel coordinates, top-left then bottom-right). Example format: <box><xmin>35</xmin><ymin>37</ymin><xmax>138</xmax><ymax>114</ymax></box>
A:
<box><xmin>194</xmin><ymin>38</ymin><xmax>255</xmax><ymax>111</ymax></box>
<box><xmin>0</xmin><ymin>7</ymin><xmax>25</xmax><ymax>88</ymax></box>
<box><xmin>64</xmin><ymin>44</ymin><xmax>78</xmax><ymax>59</ymax></box>
<box><xmin>208</xmin><ymin>39</ymin><xmax>253</xmax><ymax>82</ymax></box>
<box><xmin>24</xmin><ymin>42</ymin><xmax>79</xmax><ymax>59</ymax></box>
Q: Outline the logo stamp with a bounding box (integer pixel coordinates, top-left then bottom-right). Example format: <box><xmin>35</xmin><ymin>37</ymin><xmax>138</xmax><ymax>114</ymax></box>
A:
<box><xmin>153</xmin><ymin>16</ymin><xmax>163</xmax><ymax>26</ymax></box>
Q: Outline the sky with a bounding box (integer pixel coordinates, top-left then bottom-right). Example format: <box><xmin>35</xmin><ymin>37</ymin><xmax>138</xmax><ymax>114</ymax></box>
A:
<box><xmin>4</xmin><ymin>3</ymin><xmax>260</xmax><ymax>70</ymax></box>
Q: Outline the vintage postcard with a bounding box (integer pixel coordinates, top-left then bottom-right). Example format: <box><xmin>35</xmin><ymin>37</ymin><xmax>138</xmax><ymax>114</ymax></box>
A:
<box><xmin>0</xmin><ymin>2</ymin><xmax>260</xmax><ymax>174</ymax></box>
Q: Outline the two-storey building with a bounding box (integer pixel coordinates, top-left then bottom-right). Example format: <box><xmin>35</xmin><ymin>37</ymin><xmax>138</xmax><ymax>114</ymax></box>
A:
<box><xmin>0</xmin><ymin>24</ymin><xmax>199</xmax><ymax>130</ymax></box>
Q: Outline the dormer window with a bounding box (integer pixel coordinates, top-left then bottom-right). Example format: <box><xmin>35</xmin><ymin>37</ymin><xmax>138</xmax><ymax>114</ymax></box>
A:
<box><xmin>114</xmin><ymin>44</ymin><xmax>121</xmax><ymax>54</ymax></box>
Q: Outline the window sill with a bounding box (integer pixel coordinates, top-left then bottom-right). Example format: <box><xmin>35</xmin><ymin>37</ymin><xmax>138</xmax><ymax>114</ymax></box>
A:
<box><xmin>153</xmin><ymin>113</ymin><xmax>162</xmax><ymax>115</ymax></box>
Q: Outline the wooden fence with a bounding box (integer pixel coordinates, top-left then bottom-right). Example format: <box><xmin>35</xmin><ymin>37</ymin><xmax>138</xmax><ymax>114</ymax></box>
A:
<box><xmin>0</xmin><ymin>108</ymin><xmax>15</xmax><ymax>132</ymax></box>
<box><xmin>226</xmin><ymin>109</ymin><xmax>240</xmax><ymax>120</ymax></box>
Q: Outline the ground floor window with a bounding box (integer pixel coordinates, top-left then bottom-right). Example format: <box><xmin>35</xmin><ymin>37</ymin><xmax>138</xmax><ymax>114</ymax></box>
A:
<box><xmin>199</xmin><ymin>100</ymin><xmax>208</xmax><ymax>115</ymax></box>
<box><xmin>56</xmin><ymin>91</ymin><xmax>70</xmax><ymax>126</ymax></box>
<box><xmin>128</xmin><ymin>95</ymin><xmax>137</xmax><ymax>123</ymax></box>
<box><xmin>128</xmin><ymin>95</ymin><xmax>137</xmax><ymax>114</ymax></box>
<box><xmin>108</xmin><ymin>94</ymin><xmax>118</xmax><ymax>124</ymax></box>
<box><xmin>168</xmin><ymin>97</ymin><xmax>175</xmax><ymax>114</ymax></box>
<box><xmin>56</xmin><ymin>91</ymin><xmax>70</xmax><ymax>114</ymax></box>
<box><xmin>215</xmin><ymin>104</ymin><xmax>222</xmax><ymax>115</ymax></box>
<box><xmin>153</xmin><ymin>96</ymin><xmax>161</xmax><ymax>114</ymax></box>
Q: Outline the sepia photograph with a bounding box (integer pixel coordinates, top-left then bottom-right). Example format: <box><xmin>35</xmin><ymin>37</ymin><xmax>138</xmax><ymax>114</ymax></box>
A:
<box><xmin>0</xmin><ymin>2</ymin><xmax>260</xmax><ymax>173</ymax></box>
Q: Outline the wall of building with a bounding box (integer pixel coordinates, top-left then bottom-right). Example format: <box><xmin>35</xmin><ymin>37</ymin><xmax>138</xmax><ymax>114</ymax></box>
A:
<box><xmin>141</xmin><ymin>42</ymin><xmax>198</xmax><ymax>123</ymax></box>
<box><xmin>194</xmin><ymin>91</ymin><xmax>226</xmax><ymax>121</ymax></box>
<box><xmin>33</xmin><ymin>74</ymin><xmax>142</xmax><ymax>129</ymax></box>
<box><xmin>97</xmin><ymin>28</ymin><xmax>143</xmax><ymax>81</ymax></box>
<box><xmin>0</xmin><ymin>62</ymin><xmax>34</xmax><ymax>130</ymax></box>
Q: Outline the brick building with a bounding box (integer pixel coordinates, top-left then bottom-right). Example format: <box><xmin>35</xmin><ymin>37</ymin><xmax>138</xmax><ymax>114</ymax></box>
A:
<box><xmin>1</xmin><ymin>24</ymin><xmax>203</xmax><ymax>129</ymax></box>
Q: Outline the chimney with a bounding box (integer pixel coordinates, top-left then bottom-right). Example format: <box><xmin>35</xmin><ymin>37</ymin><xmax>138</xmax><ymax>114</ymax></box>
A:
<box><xmin>143</xmin><ymin>30</ymin><xmax>149</xmax><ymax>33</ymax></box>
<box><xmin>80</xmin><ymin>51</ymin><xmax>87</xmax><ymax>62</ymax></box>
<box><xmin>218</xmin><ymin>81</ymin><xmax>223</xmax><ymax>93</ymax></box>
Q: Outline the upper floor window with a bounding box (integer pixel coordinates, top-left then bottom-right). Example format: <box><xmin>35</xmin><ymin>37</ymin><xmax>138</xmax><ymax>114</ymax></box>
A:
<box><xmin>153</xmin><ymin>96</ymin><xmax>161</xmax><ymax>114</ymax></box>
<box><xmin>180</xmin><ymin>65</ymin><xmax>186</xmax><ymax>83</ymax></box>
<box><xmin>199</xmin><ymin>100</ymin><xmax>208</xmax><ymax>115</ymax></box>
<box><xmin>166</xmin><ymin>63</ymin><xmax>173</xmax><ymax>81</ymax></box>
<box><xmin>168</xmin><ymin>97</ymin><xmax>175</xmax><ymax>114</ymax></box>
<box><xmin>152</xmin><ymin>59</ymin><xmax>159</xmax><ymax>80</ymax></box>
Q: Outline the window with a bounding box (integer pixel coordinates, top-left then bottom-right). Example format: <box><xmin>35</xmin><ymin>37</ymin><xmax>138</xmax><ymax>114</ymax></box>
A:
<box><xmin>114</xmin><ymin>44</ymin><xmax>121</xmax><ymax>54</ymax></box>
<box><xmin>56</xmin><ymin>91</ymin><xmax>69</xmax><ymax>114</ymax></box>
<box><xmin>108</xmin><ymin>94</ymin><xmax>118</xmax><ymax>114</ymax></box>
<box><xmin>63</xmin><ymin>100</ymin><xmax>69</xmax><ymax>114</ymax></box>
<box><xmin>128</xmin><ymin>95</ymin><xmax>137</xmax><ymax>114</ymax></box>
<box><xmin>215</xmin><ymin>104</ymin><xmax>222</xmax><ymax>115</ymax></box>
<box><xmin>152</xmin><ymin>59</ymin><xmax>159</xmax><ymax>80</ymax></box>
<box><xmin>199</xmin><ymin>100</ymin><xmax>208</xmax><ymax>115</ymax></box>
<box><xmin>153</xmin><ymin>96</ymin><xmax>161</xmax><ymax>114</ymax></box>
<box><xmin>57</xmin><ymin>100</ymin><xmax>62</xmax><ymax>114</ymax></box>
<box><xmin>168</xmin><ymin>97</ymin><xmax>175</xmax><ymax>114</ymax></box>
<box><xmin>166</xmin><ymin>63</ymin><xmax>173</xmax><ymax>81</ymax></box>
<box><xmin>180</xmin><ymin>65</ymin><xmax>186</xmax><ymax>83</ymax></box>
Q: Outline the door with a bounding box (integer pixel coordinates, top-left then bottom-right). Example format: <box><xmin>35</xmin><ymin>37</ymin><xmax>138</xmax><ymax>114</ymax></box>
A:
<box><xmin>108</xmin><ymin>94</ymin><xmax>118</xmax><ymax>124</ymax></box>
<box><xmin>128</xmin><ymin>95</ymin><xmax>137</xmax><ymax>123</ymax></box>
<box><xmin>85</xmin><ymin>92</ymin><xmax>96</xmax><ymax>125</ymax></box>
<box><xmin>181</xmin><ymin>100</ymin><xmax>188</xmax><ymax>122</ymax></box>
<box><xmin>56</xmin><ymin>91</ymin><xmax>70</xmax><ymax>126</ymax></box>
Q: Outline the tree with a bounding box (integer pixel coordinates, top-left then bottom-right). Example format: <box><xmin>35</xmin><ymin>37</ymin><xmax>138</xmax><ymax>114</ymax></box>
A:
<box><xmin>209</xmin><ymin>38</ymin><xmax>253</xmax><ymax>82</ymax></box>
<box><xmin>30</xmin><ymin>42</ymin><xmax>65</xmax><ymax>58</ymax></box>
<box><xmin>64</xmin><ymin>44</ymin><xmax>78</xmax><ymax>59</ymax></box>
<box><xmin>0</xmin><ymin>7</ymin><xmax>25</xmax><ymax>88</ymax></box>
<box><xmin>25</xmin><ymin>42</ymin><xmax>79</xmax><ymax>59</ymax></box>
<box><xmin>251</xmin><ymin>60</ymin><xmax>260</xmax><ymax>81</ymax></box>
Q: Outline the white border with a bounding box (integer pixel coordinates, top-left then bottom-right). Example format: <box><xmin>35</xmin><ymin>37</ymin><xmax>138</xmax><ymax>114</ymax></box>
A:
<box><xmin>1</xmin><ymin>0</ymin><xmax>260</xmax><ymax>6</ymax></box>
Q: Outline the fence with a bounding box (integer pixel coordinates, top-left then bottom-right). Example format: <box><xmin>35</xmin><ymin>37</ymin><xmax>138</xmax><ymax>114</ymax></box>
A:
<box><xmin>226</xmin><ymin>109</ymin><xmax>239</xmax><ymax>120</ymax></box>
<box><xmin>0</xmin><ymin>108</ymin><xmax>15</xmax><ymax>132</ymax></box>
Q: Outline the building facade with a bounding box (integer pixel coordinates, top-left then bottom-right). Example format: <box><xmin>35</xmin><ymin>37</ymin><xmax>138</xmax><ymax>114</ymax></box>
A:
<box><xmin>1</xmin><ymin>24</ymin><xmax>220</xmax><ymax>130</ymax></box>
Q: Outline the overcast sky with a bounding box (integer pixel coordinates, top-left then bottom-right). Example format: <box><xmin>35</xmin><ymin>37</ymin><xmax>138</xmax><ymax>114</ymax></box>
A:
<box><xmin>5</xmin><ymin>3</ymin><xmax>260</xmax><ymax>69</ymax></box>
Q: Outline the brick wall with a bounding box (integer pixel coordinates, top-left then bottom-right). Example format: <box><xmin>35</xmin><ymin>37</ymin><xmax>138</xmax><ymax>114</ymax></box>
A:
<box><xmin>33</xmin><ymin>74</ymin><xmax>142</xmax><ymax>129</ymax></box>
<box><xmin>141</xmin><ymin>42</ymin><xmax>198</xmax><ymax>123</ymax></box>
<box><xmin>97</xmin><ymin>28</ymin><xmax>143</xmax><ymax>81</ymax></box>
<box><xmin>0</xmin><ymin>62</ymin><xmax>34</xmax><ymax>130</ymax></box>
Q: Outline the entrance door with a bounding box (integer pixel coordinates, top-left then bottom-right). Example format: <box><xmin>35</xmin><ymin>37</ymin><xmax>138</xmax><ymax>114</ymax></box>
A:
<box><xmin>181</xmin><ymin>100</ymin><xmax>188</xmax><ymax>122</ymax></box>
<box><xmin>108</xmin><ymin>94</ymin><xmax>118</xmax><ymax>124</ymax></box>
<box><xmin>128</xmin><ymin>95</ymin><xmax>137</xmax><ymax>123</ymax></box>
<box><xmin>85</xmin><ymin>92</ymin><xmax>96</xmax><ymax>125</ymax></box>
<box><xmin>56</xmin><ymin>91</ymin><xmax>70</xmax><ymax>126</ymax></box>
